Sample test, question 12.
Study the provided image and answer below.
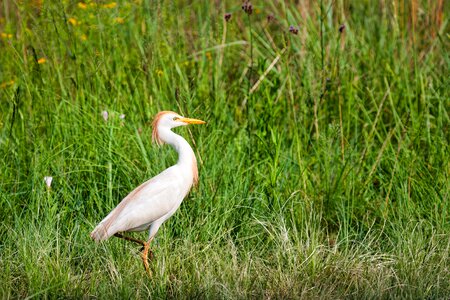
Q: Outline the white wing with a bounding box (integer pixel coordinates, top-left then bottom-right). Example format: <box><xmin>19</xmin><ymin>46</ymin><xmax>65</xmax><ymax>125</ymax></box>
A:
<box><xmin>90</xmin><ymin>165</ymin><xmax>189</xmax><ymax>241</ymax></box>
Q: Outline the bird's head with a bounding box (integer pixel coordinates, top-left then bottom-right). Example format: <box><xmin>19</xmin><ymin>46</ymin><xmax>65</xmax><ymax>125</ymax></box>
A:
<box><xmin>152</xmin><ymin>111</ymin><xmax>206</xmax><ymax>144</ymax></box>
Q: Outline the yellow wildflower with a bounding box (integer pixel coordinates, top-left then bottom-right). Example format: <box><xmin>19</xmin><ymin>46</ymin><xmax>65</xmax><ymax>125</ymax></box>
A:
<box><xmin>102</xmin><ymin>2</ymin><xmax>117</xmax><ymax>8</ymax></box>
<box><xmin>114</xmin><ymin>17</ymin><xmax>125</xmax><ymax>24</ymax></box>
<box><xmin>205</xmin><ymin>52</ymin><xmax>212</xmax><ymax>61</ymax></box>
<box><xmin>68</xmin><ymin>18</ymin><xmax>78</xmax><ymax>26</ymax></box>
<box><xmin>0</xmin><ymin>80</ymin><xmax>15</xmax><ymax>88</ymax></box>
<box><xmin>80</xmin><ymin>34</ymin><xmax>87</xmax><ymax>41</ymax></box>
<box><xmin>37</xmin><ymin>58</ymin><xmax>46</xmax><ymax>64</ymax></box>
<box><xmin>156</xmin><ymin>70</ymin><xmax>163</xmax><ymax>77</ymax></box>
<box><xmin>78</xmin><ymin>2</ymin><xmax>87</xmax><ymax>9</ymax></box>
<box><xmin>1</xmin><ymin>33</ymin><xmax>13</xmax><ymax>39</ymax></box>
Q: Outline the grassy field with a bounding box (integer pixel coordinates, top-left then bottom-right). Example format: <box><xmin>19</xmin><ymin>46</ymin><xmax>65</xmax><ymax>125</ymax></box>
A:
<box><xmin>0</xmin><ymin>0</ymin><xmax>449</xmax><ymax>298</ymax></box>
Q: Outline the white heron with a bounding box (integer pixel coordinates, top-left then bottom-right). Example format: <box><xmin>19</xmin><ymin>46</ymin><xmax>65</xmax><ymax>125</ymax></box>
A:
<box><xmin>90</xmin><ymin>111</ymin><xmax>205</xmax><ymax>275</ymax></box>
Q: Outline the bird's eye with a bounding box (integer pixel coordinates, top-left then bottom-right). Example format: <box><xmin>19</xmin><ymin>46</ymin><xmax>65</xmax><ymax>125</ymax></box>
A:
<box><xmin>173</xmin><ymin>117</ymin><xmax>179</xmax><ymax>121</ymax></box>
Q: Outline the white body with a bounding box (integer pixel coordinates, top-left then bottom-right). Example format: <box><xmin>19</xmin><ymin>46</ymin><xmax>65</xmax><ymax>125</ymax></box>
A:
<box><xmin>90</xmin><ymin>111</ymin><xmax>201</xmax><ymax>242</ymax></box>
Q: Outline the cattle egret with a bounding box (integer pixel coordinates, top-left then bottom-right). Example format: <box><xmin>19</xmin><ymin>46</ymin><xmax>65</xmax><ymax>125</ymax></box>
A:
<box><xmin>90</xmin><ymin>111</ymin><xmax>205</xmax><ymax>275</ymax></box>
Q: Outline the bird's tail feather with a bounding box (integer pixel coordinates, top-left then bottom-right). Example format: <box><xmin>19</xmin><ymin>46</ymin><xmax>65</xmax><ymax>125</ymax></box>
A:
<box><xmin>90</xmin><ymin>223</ymin><xmax>111</xmax><ymax>242</ymax></box>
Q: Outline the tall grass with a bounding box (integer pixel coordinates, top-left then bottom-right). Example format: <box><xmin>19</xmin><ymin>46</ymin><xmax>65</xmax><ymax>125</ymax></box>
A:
<box><xmin>0</xmin><ymin>0</ymin><xmax>448</xmax><ymax>298</ymax></box>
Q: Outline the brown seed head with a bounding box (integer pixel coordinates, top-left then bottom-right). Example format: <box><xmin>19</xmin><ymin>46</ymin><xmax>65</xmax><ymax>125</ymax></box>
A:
<box><xmin>242</xmin><ymin>1</ymin><xmax>253</xmax><ymax>15</ymax></box>
<box><xmin>289</xmin><ymin>25</ymin><xmax>299</xmax><ymax>35</ymax></box>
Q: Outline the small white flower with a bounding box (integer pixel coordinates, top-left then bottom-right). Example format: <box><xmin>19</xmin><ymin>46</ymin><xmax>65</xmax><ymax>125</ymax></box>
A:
<box><xmin>44</xmin><ymin>176</ymin><xmax>53</xmax><ymax>188</ymax></box>
<box><xmin>102</xmin><ymin>110</ymin><xmax>108</xmax><ymax>121</ymax></box>
<box><xmin>119</xmin><ymin>114</ymin><xmax>125</xmax><ymax>119</ymax></box>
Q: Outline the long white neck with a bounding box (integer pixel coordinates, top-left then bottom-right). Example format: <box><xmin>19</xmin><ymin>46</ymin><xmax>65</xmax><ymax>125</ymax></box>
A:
<box><xmin>158</xmin><ymin>127</ymin><xmax>195</xmax><ymax>167</ymax></box>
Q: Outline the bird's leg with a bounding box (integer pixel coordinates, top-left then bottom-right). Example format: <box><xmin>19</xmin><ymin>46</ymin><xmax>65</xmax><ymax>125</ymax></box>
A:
<box><xmin>141</xmin><ymin>237</ymin><xmax>154</xmax><ymax>276</ymax></box>
<box><xmin>114</xmin><ymin>233</ymin><xmax>145</xmax><ymax>246</ymax></box>
<box><xmin>141</xmin><ymin>242</ymin><xmax>151</xmax><ymax>276</ymax></box>
<box><xmin>114</xmin><ymin>233</ymin><xmax>154</xmax><ymax>275</ymax></box>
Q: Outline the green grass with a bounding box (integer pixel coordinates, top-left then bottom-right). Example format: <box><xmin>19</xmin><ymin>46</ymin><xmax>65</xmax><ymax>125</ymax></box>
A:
<box><xmin>0</xmin><ymin>0</ymin><xmax>449</xmax><ymax>298</ymax></box>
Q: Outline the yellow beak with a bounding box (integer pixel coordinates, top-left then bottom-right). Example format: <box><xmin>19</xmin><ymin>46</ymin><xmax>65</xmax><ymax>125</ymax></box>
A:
<box><xmin>178</xmin><ymin>117</ymin><xmax>206</xmax><ymax>125</ymax></box>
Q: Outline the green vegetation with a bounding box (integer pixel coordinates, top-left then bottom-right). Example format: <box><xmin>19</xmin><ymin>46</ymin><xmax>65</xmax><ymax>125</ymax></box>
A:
<box><xmin>0</xmin><ymin>0</ymin><xmax>448</xmax><ymax>298</ymax></box>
